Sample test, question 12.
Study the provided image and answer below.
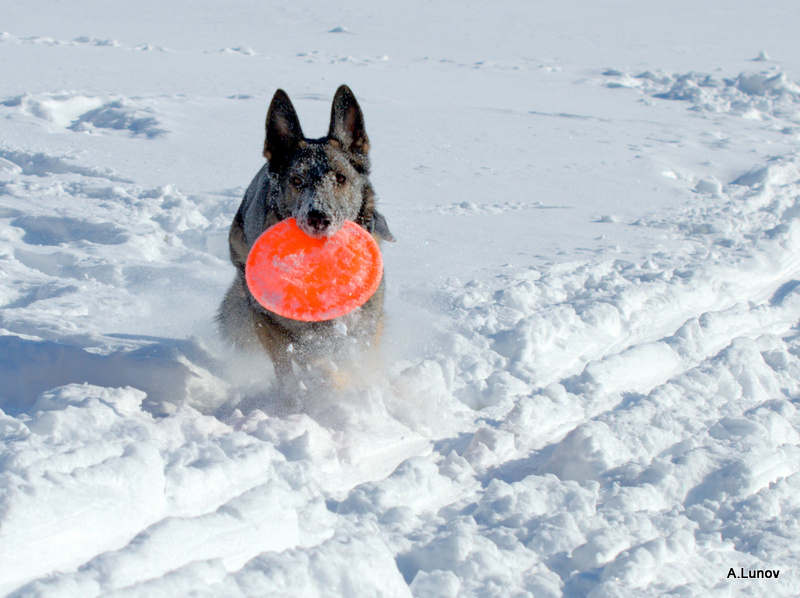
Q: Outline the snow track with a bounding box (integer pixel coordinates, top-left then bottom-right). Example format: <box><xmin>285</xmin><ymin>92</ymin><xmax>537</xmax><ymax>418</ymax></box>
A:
<box><xmin>2</xmin><ymin>1</ymin><xmax>800</xmax><ymax>596</ymax></box>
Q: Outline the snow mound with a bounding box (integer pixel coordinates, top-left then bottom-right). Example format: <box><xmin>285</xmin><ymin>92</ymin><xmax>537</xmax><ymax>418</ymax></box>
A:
<box><xmin>1</xmin><ymin>93</ymin><xmax>167</xmax><ymax>137</ymax></box>
<box><xmin>0</xmin><ymin>31</ymin><xmax>168</xmax><ymax>51</ymax></box>
<box><xmin>70</xmin><ymin>99</ymin><xmax>166</xmax><ymax>138</ymax></box>
<box><xmin>605</xmin><ymin>69</ymin><xmax>800</xmax><ymax>121</ymax></box>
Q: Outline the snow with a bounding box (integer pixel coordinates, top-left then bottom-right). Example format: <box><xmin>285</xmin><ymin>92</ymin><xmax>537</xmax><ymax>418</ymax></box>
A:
<box><xmin>2</xmin><ymin>0</ymin><xmax>800</xmax><ymax>595</ymax></box>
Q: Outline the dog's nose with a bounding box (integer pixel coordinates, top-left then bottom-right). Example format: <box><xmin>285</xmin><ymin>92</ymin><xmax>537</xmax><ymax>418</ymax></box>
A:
<box><xmin>306</xmin><ymin>209</ymin><xmax>331</xmax><ymax>233</ymax></box>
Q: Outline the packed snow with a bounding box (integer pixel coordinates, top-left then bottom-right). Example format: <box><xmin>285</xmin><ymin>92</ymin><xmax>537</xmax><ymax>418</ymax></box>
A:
<box><xmin>2</xmin><ymin>1</ymin><xmax>800</xmax><ymax>596</ymax></box>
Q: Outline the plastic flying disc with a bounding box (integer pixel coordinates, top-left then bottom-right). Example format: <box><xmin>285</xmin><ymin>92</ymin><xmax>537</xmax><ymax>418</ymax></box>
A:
<box><xmin>245</xmin><ymin>218</ymin><xmax>383</xmax><ymax>322</ymax></box>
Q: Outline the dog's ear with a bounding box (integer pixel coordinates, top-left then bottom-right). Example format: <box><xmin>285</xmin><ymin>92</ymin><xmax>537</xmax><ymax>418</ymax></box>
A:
<box><xmin>264</xmin><ymin>89</ymin><xmax>304</xmax><ymax>164</ymax></box>
<box><xmin>328</xmin><ymin>85</ymin><xmax>370</xmax><ymax>156</ymax></box>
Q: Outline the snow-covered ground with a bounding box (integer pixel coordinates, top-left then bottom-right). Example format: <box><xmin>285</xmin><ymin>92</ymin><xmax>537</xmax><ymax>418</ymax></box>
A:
<box><xmin>2</xmin><ymin>1</ymin><xmax>800</xmax><ymax>596</ymax></box>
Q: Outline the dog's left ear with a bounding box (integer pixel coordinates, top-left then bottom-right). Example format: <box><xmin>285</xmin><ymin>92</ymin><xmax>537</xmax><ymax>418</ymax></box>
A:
<box><xmin>264</xmin><ymin>89</ymin><xmax>304</xmax><ymax>165</ymax></box>
<box><xmin>328</xmin><ymin>85</ymin><xmax>370</xmax><ymax>156</ymax></box>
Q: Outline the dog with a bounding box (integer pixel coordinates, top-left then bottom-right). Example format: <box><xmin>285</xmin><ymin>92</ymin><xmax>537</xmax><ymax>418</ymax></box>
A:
<box><xmin>217</xmin><ymin>85</ymin><xmax>394</xmax><ymax>395</ymax></box>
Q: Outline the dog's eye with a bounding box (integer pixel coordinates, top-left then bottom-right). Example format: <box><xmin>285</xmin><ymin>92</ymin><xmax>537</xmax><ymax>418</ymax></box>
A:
<box><xmin>290</xmin><ymin>176</ymin><xmax>303</xmax><ymax>188</ymax></box>
<box><xmin>335</xmin><ymin>173</ymin><xmax>347</xmax><ymax>185</ymax></box>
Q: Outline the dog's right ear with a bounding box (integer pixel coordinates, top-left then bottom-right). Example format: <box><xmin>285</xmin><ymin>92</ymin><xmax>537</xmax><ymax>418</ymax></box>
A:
<box><xmin>328</xmin><ymin>85</ymin><xmax>370</xmax><ymax>157</ymax></box>
<box><xmin>264</xmin><ymin>89</ymin><xmax>304</xmax><ymax>165</ymax></box>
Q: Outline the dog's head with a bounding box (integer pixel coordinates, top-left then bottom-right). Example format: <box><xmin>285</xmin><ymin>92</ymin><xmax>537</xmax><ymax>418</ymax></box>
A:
<box><xmin>263</xmin><ymin>85</ymin><xmax>377</xmax><ymax>239</ymax></box>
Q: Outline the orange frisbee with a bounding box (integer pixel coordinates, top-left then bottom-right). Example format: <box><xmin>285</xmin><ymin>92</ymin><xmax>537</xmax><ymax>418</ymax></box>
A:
<box><xmin>245</xmin><ymin>218</ymin><xmax>383</xmax><ymax>322</ymax></box>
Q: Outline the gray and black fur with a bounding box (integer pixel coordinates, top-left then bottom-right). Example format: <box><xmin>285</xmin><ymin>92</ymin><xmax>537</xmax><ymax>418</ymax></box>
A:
<box><xmin>217</xmin><ymin>85</ymin><xmax>393</xmax><ymax>387</ymax></box>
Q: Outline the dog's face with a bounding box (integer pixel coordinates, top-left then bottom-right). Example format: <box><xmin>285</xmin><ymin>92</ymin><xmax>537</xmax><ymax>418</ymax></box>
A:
<box><xmin>274</xmin><ymin>143</ymin><xmax>367</xmax><ymax>238</ymax></box>
<box><xmin>264</xmin><ymin>86</ymin><xmax>372</xmax><ymax>239</ymax></box>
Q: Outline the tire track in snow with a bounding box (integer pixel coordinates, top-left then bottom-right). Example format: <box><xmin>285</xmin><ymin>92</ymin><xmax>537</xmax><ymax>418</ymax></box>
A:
<box><xmin>438</xmin><ymin>154</ymin><xmax>800</xmax><ymax>410</ymax></box>
<box><xmin>417</xmin><ymin>151</ymin><xmax>800</xmax><ymax>487</ymax></box>
<box><xmin>408</xmin><ymin>150</ymin><xmax>800</xmax><ymax>594</ymax></box>
<box><xmin>366</xmin><ymin>168</ymin><xmax>800</xmax><ymax>597</ymax></box>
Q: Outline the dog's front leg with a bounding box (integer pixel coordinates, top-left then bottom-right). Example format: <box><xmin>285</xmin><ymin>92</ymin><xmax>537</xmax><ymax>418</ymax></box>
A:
<box><xmin>252</xmin><ymin>313</ymin><xmax>294</xmax><ymax>383</ymax></box>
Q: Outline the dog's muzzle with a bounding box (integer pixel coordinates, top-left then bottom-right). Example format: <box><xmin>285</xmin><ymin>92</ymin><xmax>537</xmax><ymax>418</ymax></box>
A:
<box><xmin>305</xmin><ymin>209</ymin><xmax>332</xmax><ymax>236</ymax></box>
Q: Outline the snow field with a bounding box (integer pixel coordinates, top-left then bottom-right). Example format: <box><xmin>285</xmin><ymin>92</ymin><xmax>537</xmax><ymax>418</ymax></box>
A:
<box><xmin>2</xmin><ymin>1</ymin><xmax>800</xmax><ymax>595</ymax></box>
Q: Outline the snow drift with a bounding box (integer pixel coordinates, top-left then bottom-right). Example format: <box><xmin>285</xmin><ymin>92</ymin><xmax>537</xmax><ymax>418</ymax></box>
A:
<box><xmin>1</xmin><ymin>1</ymin><xmax>800</xmax><ymax>596</ymax></box>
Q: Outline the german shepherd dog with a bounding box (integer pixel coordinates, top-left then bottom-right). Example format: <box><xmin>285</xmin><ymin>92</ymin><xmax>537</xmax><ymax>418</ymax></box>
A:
<box><xmin>217</xmin><ymin>85</ymin><xmax>393</xmax><ymax>395</ymax></box>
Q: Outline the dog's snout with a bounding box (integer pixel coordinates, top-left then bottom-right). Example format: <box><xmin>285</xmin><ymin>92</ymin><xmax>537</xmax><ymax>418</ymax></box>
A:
<box><xmin>306</xmin><ymin>209</ymin><xmax>332</xmax><ymax>233</ymax></box>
